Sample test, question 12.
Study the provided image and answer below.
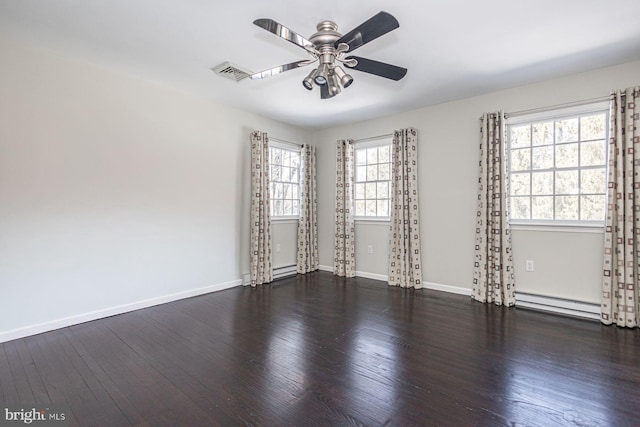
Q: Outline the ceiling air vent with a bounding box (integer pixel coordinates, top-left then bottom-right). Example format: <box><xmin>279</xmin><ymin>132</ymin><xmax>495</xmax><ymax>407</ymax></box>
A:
<box><xmin>212</xmin><ymin>62</ymin><xmax>253</xmax><ymax>82</ymax></box>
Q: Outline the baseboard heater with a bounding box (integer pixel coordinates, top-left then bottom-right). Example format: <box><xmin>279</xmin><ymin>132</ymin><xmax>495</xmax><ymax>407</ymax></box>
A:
<box><xmin>272</xmin><ymin>265</ymin><xmax>298</xmax><ymax>281</ymax></box>
<box><xmin>516</xmin><ymin>292</ymin><xmax>600</xmax><ymax>320</ymax></box>
<box><xmin>242</xmin><ymin>265</ymin><xmax>298</xmax><ymax>286</ymax></box>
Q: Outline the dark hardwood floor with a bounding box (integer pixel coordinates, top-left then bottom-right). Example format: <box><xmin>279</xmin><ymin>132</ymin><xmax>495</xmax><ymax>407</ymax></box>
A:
<box><xmin>1</xmin><ymin>271</ymin><xmax>639</xmax><ymax>426</ymax></box>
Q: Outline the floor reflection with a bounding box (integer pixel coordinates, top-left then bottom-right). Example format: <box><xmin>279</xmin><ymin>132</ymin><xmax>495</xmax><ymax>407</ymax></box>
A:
<box><xmin>265</xmin><ymin>316</ymin><xmax>308</xmax><ymax>400</ymax></box>
<box><xmin>222</xmin><ymin>273</ymin><xmax>637</xmax><ymax>425</ymax></box>
<box><xmin>504</xmin><ymin>359</ymin><xmax>612</xmax><ymax>426</ymax></box>
<box><xmin>470</xmin><ymin>303</ymin><xmax>614</xmax><ymax>426</ymax></box>
<box><xmin>348</xmin><ymin>324</ymin><xmax>398</xmax><ymax>408</ymax></box>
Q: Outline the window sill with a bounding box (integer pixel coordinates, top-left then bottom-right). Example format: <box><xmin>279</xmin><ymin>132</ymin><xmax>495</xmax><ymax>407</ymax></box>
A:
<box><xmin>355</xmin><ymin>217</ymin><xmax>391</xmax><ymax>225</ymax></box>
<box><xmin>509</xmin><ymin>221</ymin><xmax>604</xmax><ymax>234</ymax></box>
<box><xmin>271</xmin><ymin>216</ymin><xmax>299</xmax><ymax>224</ymax></box>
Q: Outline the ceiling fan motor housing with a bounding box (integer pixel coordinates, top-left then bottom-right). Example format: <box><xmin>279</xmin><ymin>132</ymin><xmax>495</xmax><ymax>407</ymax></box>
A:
<box><xmin>310</xmin><ymin>21</ymin><xmax>341</xmax><ymax>64</ymax></box>
<box><xmin>309</xmin><ymin>21</ymin><xmax>341</xmax><ymax>45</ymax></box>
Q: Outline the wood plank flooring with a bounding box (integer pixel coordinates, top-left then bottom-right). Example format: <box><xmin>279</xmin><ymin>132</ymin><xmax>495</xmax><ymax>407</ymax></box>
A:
<box><xmin>1</xmin><ymin>271</ymin><xmax>639</xmax><ymax>426</ymax></box>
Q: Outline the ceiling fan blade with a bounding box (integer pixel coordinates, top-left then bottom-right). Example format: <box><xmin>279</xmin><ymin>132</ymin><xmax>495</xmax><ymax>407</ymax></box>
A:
<box><xmin>250</xmin><ymin>60</ymin><xmax>314</xmax><ymax>80</ymax></box>
<box><xmin>344</xmin><ymin>56</ymin><xmax>407</xmax><ymax>81</ymax></box>
<box><xmin>254</xmin><ymin>18</ymin><xmax>314</xmax><ymax>51</ymax></box>
<box><xmin>334</xmin><ymin>12</ymin><xmax>399</xmax><ymax>52</ymax></box>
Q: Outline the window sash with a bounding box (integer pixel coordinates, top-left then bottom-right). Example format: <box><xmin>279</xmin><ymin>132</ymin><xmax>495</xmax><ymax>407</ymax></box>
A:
<box><xmin>354</xmin><ymin>142</ymin><xmax>392</xmax><ymax>219</ymax></box>
<box><xmin>269</xmin><ymin>146</ymin><xmax>301</xmax><ymax>218</ymax></box>
<box><xmin>507</xmin><ymin>104</ymin><xmax>608</xmax><ymax>225</ymax></box>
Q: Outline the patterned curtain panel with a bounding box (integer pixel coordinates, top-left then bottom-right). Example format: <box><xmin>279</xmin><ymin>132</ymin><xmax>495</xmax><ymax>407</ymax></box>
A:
<box><xmin>250</xmin><ymin>131</ymin><xmax>272</xmax><ymax>286</ymax></box>
<box><xmin>334</xmin><ymin>140</ymin><xmax>355</xmax><ymax>277</ymax></box>
<box><xmin>472</xmin><ymin>112</ymin><xmax>516</xmax><ymax>306</ymax></box>
<box><xmin>388</xmin><ymin>128</ymin><xmax>423</xmax><ymax>289</ymax></box>
<box><xmin>297</xmin><ymin>144</ymin><xmax>319</xmax><ymax>274</ymax></box>
<box><xmin>602</xmin><ymin>86</ymin><xmax>640</xmax><ymax>328</ymax></box>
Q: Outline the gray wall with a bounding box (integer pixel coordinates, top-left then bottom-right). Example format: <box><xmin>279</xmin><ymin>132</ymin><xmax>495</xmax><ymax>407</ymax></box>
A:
<box><xmin>3</xmin><ymin>34</ymin><xmax>639</xmax><ymax>341</ymax></box>
<box><xmin>313</xmin><ymin>59</ymin><xmax>640</xmax><ymax>303</ymax></box>
<box><xmin>0</xmin><ymin>40</ymin><xmax>307</xmax><ymax>339</ymax></box>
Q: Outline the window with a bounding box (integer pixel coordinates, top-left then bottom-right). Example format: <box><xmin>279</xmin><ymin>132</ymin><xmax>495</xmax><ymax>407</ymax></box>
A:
<box><xmin>508</xmin><ymin>104</ymin><xmax>608</xmax><ymax>224</ymax></box>
<box><xmin>270</xmin><ymin>145</ymin><xmax>300</xmax><ymax>218</ymax></box>
<box><xmin>354</xmin><ymin>142</ymin><xmax>392</xmax><ymax>218</ymax></box>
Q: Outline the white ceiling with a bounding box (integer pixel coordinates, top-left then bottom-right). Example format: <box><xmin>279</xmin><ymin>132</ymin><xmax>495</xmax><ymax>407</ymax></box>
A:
<box><xmin>1</xmin><ymin>0</ymin><xmax>640</xmax><ymax>129</ymax></box>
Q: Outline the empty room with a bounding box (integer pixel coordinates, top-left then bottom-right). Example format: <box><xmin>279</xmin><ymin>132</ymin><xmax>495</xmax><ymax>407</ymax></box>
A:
<box><xmin>1</xmin><ymin>0</ymin><xmax>639</xmax><ymax>425</ymax></box>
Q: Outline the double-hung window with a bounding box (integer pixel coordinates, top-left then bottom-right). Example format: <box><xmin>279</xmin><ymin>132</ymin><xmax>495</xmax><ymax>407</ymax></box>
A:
<box><xmin>269</xmin><ymin>143</ymin><xmax>300</xmax><ymax>219</ymax></box>
<box><xmin>354</xmin><ymin>140</ymin><xmax>392</xmax><ymax>219</ymax></box>
<box><xmin>507</xmin><ymin>102</ymin><xmax>609</xmax><ymax>226</ymax></box>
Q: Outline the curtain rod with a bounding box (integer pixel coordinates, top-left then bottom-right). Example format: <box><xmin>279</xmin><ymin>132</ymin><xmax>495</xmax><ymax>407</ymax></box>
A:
<box><xmin>504</xmin><ymin>95</ymin><xmax>610</xmax><ymax>119</ymax></box>
<box><xmin>353</xmin><ymin>133</ymin><xmax>393</xmax><ymax>143</ymax></box>
<box><xmin>269</xmin><ymin>137</ymin><xmax>302</xmax><ymax>148</ymax></box>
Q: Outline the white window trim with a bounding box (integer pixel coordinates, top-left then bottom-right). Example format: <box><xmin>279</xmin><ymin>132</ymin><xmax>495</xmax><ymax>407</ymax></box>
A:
<box><xmin>506</xmin><ymin>101</ymin><xmax>609</xmax><ymax>228</ymax></box>
<box><xmin>509</xmin><ymin>221</ymin><xmax>605</xmax><ymax>233</ymax></box>
<box><xmin>353</xmin><ymin>138</ymin><xmax>393</xmax><ymax>220</ymax></box>
<box><xmin>354</xmin><ymin>137</ymin><xmax>391</xmax><ymax>149</ymax></box>
<box><xmin>269</xmin><ymin>142</ymin><xmax>302</xmax><ymax>219</ymax></box>
<box><xmin>269</xmin><ymin>139</ymin><xmax>301</xmax><ymax>151</ymax></box>
<box><xmin>507</xmin><ymin>101</ymin><xmax>609</xmax><ymax>125</ymax></box>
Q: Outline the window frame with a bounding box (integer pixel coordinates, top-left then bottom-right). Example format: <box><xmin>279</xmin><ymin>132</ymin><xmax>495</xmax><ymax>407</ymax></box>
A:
<box><xmin>506</xmin><ymin>101</ymin><xmax>609</xmax><ymax>230</ymax></box>
<box><xmin>353</xmin><ymin>138</ymin><xmax>393</xmax><ymax>222</ymax></box>
<box><xmin>268</xmin><ymin>141</ymin><xmax>301</xmax><ymax>222</ymax></box>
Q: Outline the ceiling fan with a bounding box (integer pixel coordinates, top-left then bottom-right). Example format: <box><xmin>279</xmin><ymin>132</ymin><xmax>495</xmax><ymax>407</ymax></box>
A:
<box><xmin>250</xmin><ymin>11</ymin><xmax>407</xmax><ymax>99</ymax></box>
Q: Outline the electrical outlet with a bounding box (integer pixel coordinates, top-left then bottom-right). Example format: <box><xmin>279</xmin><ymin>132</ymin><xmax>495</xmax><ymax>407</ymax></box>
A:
<box><xmin>525</xmin><ymin>260</ymin><xmax>534</xmax><ymax>272</ymax></box>
<box><xmin>367</xmin><ymin>245</ymin><xmax>373</xmax><ymax>254</ymax></box>
<box><xmin>276</xmin><ymin>244</ymin><xmax>281</xmax><ymax>253</ymax></box>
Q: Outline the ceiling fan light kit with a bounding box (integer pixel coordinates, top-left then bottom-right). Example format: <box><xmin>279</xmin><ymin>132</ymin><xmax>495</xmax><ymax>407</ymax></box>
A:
<box><xmin>215</xmin><ymin>11</ymin><xmax>407</xmax><ymax>99</ymax></box>
<box><xmin>333</xmin><ymin>66</ymin><xmax>353</xmax><ymax>88</ymax></box>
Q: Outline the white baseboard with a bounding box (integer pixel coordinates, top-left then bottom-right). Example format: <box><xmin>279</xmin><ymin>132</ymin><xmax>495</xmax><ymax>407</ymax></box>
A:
<box><xmin>313</xmin><ymin>267</ymin><xmax>601</xmax><ymax>321</ymax></box>
<box><xmin>423</xmin><ymin>281</ymin><xmax>472</xmax><ymax>296</ymax></box>
<box><xmin>355</xmin><ymin>270</ymin><xmax>389</xmax><ymax>281</ymax></box>
<box><xmin>421</xmin><ymin>283</ymin><xmax>599</xmax><ymax>320</ymax></box>
<box><xmin>318</xmin><ymin>265</ymin><xmax>389</xmax><ymax>282</ymax></box>
<box><xmin>423</xmin><ymin>282</ymin><xmax>600</xmax><ymax>320</ymax></box>
<box><xmin>0</xmin><ymin>279</ymin><xmax>242</xmax><ymax>344</ymax></box>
